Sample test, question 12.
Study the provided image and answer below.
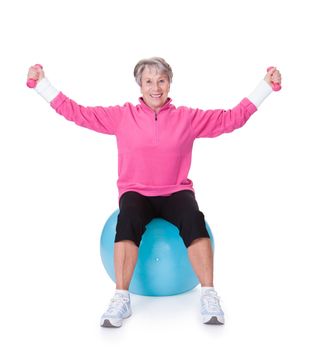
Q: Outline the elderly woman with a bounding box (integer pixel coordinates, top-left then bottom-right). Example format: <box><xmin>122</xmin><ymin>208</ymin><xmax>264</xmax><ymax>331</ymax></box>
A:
<box><xmin>27</xmin><ymin>58</ymin><xmax>281</xmax><ymax>328</ymax></box>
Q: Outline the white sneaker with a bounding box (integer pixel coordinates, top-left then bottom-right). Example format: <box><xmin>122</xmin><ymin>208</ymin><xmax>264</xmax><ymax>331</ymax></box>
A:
<box><xmin>100</xmin><ymin>292</ymin><xmax>132</xmax><ymax>328</ymax></box>
<box><xmin>201</xmin><ymin>288</ymin><xmax>224</xmax><ymax>325</ymax></box>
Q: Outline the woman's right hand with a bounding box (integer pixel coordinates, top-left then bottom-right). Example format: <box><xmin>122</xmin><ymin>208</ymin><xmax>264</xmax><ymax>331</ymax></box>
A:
<box><xmin>27</xmin><ymin>64</ymin><xmax>45</xmax><ymax>85</ymax></box>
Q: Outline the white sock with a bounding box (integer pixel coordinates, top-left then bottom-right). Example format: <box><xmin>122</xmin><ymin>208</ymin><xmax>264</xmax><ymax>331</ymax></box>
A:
<box><xmin>201</xmin><ymin>286</ymin><xmax>215</xmax><ymax>296</ymax></box>
<box><xmin>115</xmin><ymin>289</ymin><xmax>130</xmax><ymax>297</ymax></box>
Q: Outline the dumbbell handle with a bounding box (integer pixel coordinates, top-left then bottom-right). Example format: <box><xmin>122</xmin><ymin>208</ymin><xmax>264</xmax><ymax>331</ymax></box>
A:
<box><xmin>27</xmin><ymin>64</ymin><xmax>43</xmax><ymax>88</ymax></box>
<box><xmin>267</xmin><ymin>66</ymin><xmax>281</xmax><ymax>91</ymax></box>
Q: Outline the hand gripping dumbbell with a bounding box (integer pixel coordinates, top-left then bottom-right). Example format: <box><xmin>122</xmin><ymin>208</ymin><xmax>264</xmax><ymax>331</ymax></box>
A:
<box><xmin>267</xmin><ymin>66</ymin><xmax>281</xmax><ymax>91</ymax></box>
<box><xmin>27</xmin><ymin>64</ymin><xmax>43</xmax><ymax>88</ymax></box>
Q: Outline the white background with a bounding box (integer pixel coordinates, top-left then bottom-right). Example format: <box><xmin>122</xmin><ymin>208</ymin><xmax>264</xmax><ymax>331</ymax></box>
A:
<box><xmin>1</xmin><ymin>0</ymin><xmax>312</xmax><ymax>348</ymax></box>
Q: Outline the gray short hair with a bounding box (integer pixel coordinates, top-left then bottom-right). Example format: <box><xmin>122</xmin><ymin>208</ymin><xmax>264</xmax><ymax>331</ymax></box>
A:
<box><xmin>134</xmin><ymin>57</ymin><xmax>173</xmax><ymax>86</ymax></box>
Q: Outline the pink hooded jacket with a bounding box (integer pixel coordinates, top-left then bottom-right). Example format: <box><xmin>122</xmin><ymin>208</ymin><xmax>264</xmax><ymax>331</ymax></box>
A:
<box><xmin>50</xmin><ymin>93</ymin><xmax>257</xmax><ymax>199</ymax></box>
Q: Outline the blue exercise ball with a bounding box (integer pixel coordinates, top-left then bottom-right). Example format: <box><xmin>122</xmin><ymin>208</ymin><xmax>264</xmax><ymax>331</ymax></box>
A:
<box><xmin>100</xmin><ymin>210</ymin><xmax>214</xmax><ymax>296</ymax></box>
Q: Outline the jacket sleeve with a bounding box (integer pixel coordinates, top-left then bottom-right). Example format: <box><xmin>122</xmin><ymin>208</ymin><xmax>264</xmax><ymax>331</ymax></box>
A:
<box><xmin>190</xmin><ymin>98</ymin><xmax>257</xmax><ymax>138</ymax></box>
<box><xmin>50</xmin><ymin>92</ymin><xmax>122</xmax><ymax>135</ymax></box>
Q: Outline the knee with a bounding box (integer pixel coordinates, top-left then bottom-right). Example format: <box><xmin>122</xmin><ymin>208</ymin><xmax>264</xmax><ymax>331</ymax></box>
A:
<box><xmin>179</xmin><ymin>211</ymin><xmax>210</xmax><ymax>248</ymax></box>
<box><xmin>116</xmin><ymin>211</ymin><xmax>147</xmax><ymax>248</ymax></box>
<box><xmin>180</xmin><ymin>210</ymin><xmax>205</xmax><ymax>228</ymax></box>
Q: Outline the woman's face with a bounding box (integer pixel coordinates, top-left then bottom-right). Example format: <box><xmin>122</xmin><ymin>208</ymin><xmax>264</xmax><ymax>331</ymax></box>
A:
<box><xmin>140</xmin><ymin>67</ymin><xmax>170</xmax><ymax>112</ymax></box>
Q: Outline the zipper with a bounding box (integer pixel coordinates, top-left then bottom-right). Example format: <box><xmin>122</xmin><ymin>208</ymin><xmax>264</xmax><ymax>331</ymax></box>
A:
<box><xmin>154</xmin><ymin>112</ymin><xmax>158</xmax><ymax>144</ymax></box>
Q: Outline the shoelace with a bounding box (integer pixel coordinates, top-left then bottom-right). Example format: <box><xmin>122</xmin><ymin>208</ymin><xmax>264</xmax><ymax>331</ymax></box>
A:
<box><xmin>106</xmin><ymin>295</ymin><xmax>129</xmax><ymax>315</ymax></box>
<box><xmin>201</xmin><ymin>291</ymin><xmax>222</xmax><ymax>313</ymax></box>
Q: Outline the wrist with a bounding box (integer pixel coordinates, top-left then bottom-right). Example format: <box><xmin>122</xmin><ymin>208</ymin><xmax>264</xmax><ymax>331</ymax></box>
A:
<box><xmin>247</xmin><ymin>80</ymin><xmax>272</xmax><ymax>108</ymax></box>
<box><xmin>35</xmin><ymin>78</ymin><xmax>59</xmax><ymax>103</ymax></box>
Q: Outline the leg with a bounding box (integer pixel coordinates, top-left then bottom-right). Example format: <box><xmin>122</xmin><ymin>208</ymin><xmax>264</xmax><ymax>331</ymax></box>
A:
<box><xmin>114</xmin><ymin>191</ymin><xmax>156</xmax><ymax>290</ymax></box>
<box><xmin>189</xmin><ymin>237</ymin><xmax>224</xmax><ymax>324</ymax></box>
<box><xmin>114</xmin><ymin>240</ymin><xmax>138</xmax><ymax>290</ymax></box>
<box><xmin>100</xmin><ymin>241</ymin><xmax>136</xmax><ymax>328</ymax></box>
<box><xmin>101</xmin><ymin>192</ymin><xmax>155</xmax><ymax>328</ymax></box>
<box><xmin>159</xmin><ymin>190</ymin><xmax>224</xmax><ymax>324</ymax></box>
<box><xmin>160</xmin><ymin>190</ymin><xmax>213</xmax><ymax>283</ymax></box>
<box><xmin>188</xmin><ymin>237</ymin><xmax>214</xmax><ymax>287</ymax></box>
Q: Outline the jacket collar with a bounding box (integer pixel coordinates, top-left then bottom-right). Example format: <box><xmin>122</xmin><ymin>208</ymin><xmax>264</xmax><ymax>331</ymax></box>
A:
<box><xmin>138</xmin><ymin>97</ymin><xmax>173</xmax><ymax>113</ymax></box>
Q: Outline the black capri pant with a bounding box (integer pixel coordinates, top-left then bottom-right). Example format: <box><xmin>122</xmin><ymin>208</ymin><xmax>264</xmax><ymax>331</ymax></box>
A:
<box><xmin>115</xmin><ymin>190</ymin><xmax>210</xmax><ymax>248</ymax></box>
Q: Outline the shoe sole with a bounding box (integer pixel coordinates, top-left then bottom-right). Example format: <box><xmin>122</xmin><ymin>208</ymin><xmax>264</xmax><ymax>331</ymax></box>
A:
<box><xmin>100</xmin><ymin>312</ymin><xmax>132</xmax><ymax>328</ymax></box>
<box><xmin>101</xmin><ymin>319</ymin><xmax>122</xmax><ymax>328</ymax></box>
<box><xmin>204</xmin><ymin>316</ymin><xmax>224</xmax><ymax>325</ymax></box>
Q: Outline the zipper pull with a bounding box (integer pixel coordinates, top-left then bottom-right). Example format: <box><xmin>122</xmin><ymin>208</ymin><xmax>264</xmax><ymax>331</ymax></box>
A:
<box><xmin>154</xmin><ymin>112</ymin><xmax>158</xmax><ymax>121</ymax></box>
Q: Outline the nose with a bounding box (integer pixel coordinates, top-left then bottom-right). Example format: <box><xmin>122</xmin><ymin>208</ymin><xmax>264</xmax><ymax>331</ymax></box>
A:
<box><xmin>151</xmin><ymin>81</ymin><xmax>161</xmax><ymax>91</ymax></box>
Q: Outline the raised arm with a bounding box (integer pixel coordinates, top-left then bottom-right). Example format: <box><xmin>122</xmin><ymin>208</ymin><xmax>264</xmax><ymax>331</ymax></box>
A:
<box><xmin>27</xmin><ymin>65</ymin><xmax>122</xmax><ymax>135</ymax></box>
<box><xmin>191</xmin><ymin>68</ymin><xmax>281</xmax><ymax>138</ymax></box>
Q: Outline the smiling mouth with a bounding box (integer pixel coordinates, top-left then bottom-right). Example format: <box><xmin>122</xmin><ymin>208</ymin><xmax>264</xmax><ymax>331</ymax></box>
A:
<box><xmin>150</xmin><ymin>94</ymin><xmax>163</xmax><ymax>99</ymax></box>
